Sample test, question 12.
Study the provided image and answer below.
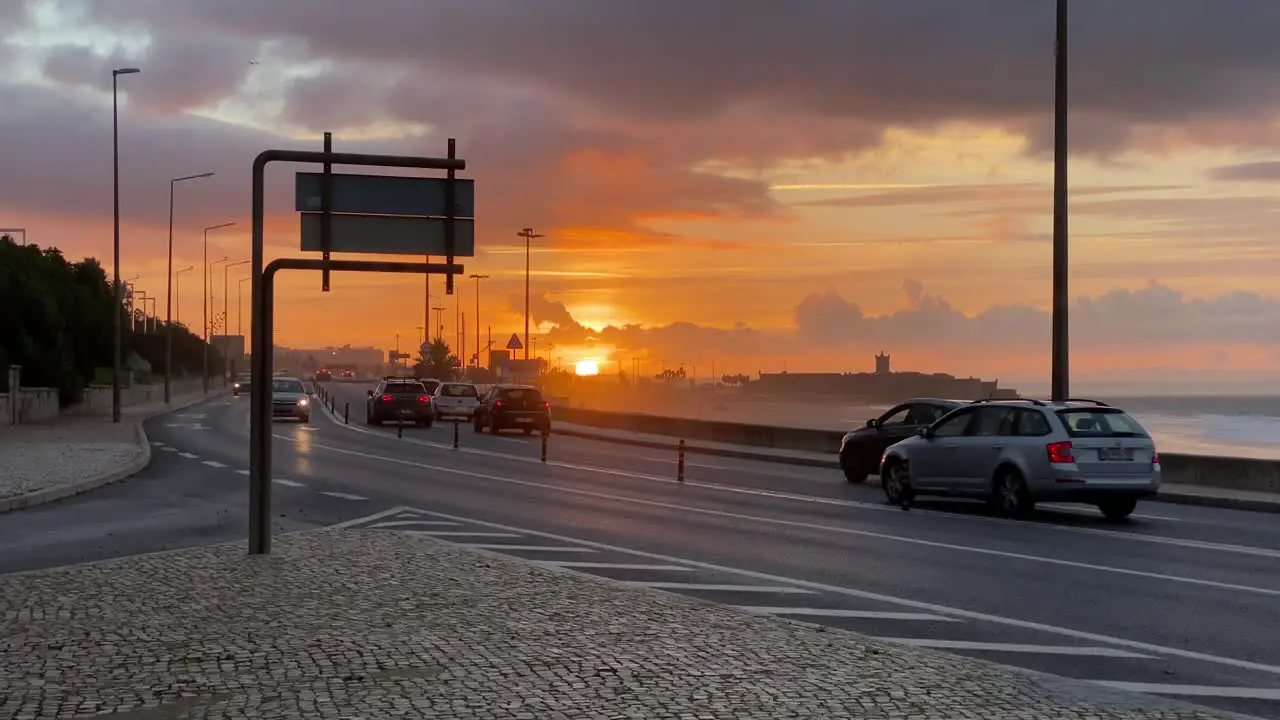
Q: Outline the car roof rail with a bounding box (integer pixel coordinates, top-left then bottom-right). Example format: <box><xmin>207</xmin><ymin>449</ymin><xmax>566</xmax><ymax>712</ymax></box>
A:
<box><xmin>969</xmin><ymin>397</ymin><xmax>1046</xmax><ymax>407</ymax></box>
<box><xmin>1062</xmin><ymin>397</ymin><xmax>1112</xmax><ymax>407</ymax></box>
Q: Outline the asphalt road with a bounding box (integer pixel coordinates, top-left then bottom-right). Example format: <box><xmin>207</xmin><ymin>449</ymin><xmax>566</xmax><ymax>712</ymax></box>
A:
<box><xmin>3</xmin><ymin>380</ymin><xmax>1280</xmax><ymax>718</ymax></box>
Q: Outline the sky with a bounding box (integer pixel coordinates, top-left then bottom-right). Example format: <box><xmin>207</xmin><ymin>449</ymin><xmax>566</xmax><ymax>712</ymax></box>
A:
<box><xmin>5</xmin><ymin>0</ymin><xmax>1280</xmax><ymax>388</ymax></box>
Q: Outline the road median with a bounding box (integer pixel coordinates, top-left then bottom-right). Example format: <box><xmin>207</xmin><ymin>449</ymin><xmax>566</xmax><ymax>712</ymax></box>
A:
<box><xmin>0</xmin><ymin>527</ymin><xmax>1226</xmax><ymax>718</ymax></box>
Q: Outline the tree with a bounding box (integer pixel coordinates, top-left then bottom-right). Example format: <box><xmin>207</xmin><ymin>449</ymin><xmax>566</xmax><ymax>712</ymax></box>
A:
<box><xmin>413</xmin><ymin>337</ymin><xmax>460</xmax><ymax>380</ymax></box>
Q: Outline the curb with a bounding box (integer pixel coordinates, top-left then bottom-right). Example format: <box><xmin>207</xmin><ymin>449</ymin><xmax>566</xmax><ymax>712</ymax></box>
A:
<box><xmin>552</xmin><ymin>426</ymin><xmax>1280</xmax><ymax>514</ymax></box>
<box><xmin>0</xmin><ymin>391</ymin><xmax>224</xmax><ymax>514</ymax></box>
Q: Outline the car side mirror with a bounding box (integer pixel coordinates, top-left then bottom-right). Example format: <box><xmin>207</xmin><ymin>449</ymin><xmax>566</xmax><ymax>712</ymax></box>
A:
<box><xmin>916</xmin><ymin>427</ymin><xmax>932</xmax><ymax>439</ymax></box>
<box><xmin>865</xmin><ymin>418</ymin><xmax>877</xmax><ymax>429</ymax></box>
<box><xmin>367</xmin><ymin>390</ymin><xmax>373</xmax><ymax>397</ymax></box>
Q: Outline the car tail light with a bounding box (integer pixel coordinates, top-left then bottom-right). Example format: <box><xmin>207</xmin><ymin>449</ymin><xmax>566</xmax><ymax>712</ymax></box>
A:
<box><xmin>544</xmin><ymin>401</ymin><xmax>550</xmax><ymax>410</ymax></box>
<box><xmin>1152</xmin><ymin>448</ymin><xmax>1160</xmax><ymax>465</ymax></box>
<box><xmin>417</xmin><ymin>395</ymin><xmax>429</xmax><ymax>403</ymax></box>
<box><xmin>380</xmin><ymin>394</ymin><xmax>393</xmax><ymax>402</ymax></box>
<box><xmin>495</xmin><ymin>400</ymin><xmax>503</xmax><ymax>408</ymax></box>
<box><xmin>1046</xmin><ymin>440</ymin><xmax>1074</xmax><ymax>464</ymax></box>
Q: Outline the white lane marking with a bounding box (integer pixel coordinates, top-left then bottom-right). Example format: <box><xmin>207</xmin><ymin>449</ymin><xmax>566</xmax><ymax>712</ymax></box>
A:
<box><xmin>329</xmin><ymin>506</ymin><xmax>410</xmax><ymax>529</ymax></box>
<box><xmin>176</xmin><ymin>413</ymin><xmax>207</xmax><ymax>419</ymax></box>
<box><xmin>177</xmin><ymin>452</ymin><xmax>199</xmax><ymax>459</ymax></box>
<box><xmin>286</xmin><ymin>439</ymin><xmax>1280</xmax><ymax>599</ymax></box>
<box><xmin>386</xmin><ymin>505</ymin><xmax>1280</xmax><ymax>678</ymax></box>
<box><xmin>303</xmin><ymin>412</ymin><xmax>1279</xmax><ymax>560</ymax></box>
<box><xmin>882</xmin><ymin>639</ymin><xmax>1153</xmax><ymax>658</ymax></box>
<box><xmin>201</xmin><ymin>460</ymin><xmax>227</xmax><ymax>468</ymax></box>
<box><xmin>461</xmin><ymin>544</ymin><xmax>595</xmax><ymax>553</ymax></box>
<box><xmin>367</xmin><ymin>520</ymin><xmax>462</xmax><ymax>529</ymax></box>
<box><xmin>1039</xmin><ymin>503</ymin><xmax>1180</xmax><ymax>522</ymax></box>
<box><xmin>319</xmin><ymin>491</ymin><xmax>367</xmax><ymax>501</ymax></box>
<box><xmin>273</xmin><ymin>479</ymin><xmax>305</xmax><ymax>488</ymax></box>
<box><xmin>636</xmin><ymin>455</ymin><xmax>729</xmax><ymax>470</ymax></box>
<box><xmin>236</xmin><ymin>469</ymin><xmax>250</xmax><ymax>475</ymax></box>
<box><xmin>1094</xmin><ymin>681</ymin><xmax>1280</xmax><ymax>700</ymax></box>
<box><xmin>625</xmin><ymin>582</ymin><xmax>814</xmax><ymax>594</ymax></box>
<box><xmin>536</xmin><ymin>562</ymin><xmax>696</xmax><ymax>572</ymax></box>
<box><xmin>738</xmin><ymin>607</ymin><xmax>959</xmax><ymax>621</ymax></box>
<box><xmin>404</xmin><ymin>531</ymin><xmax>521</xmax><ymax>538</ymax></box>
<box><xmin>150</xmin><ymin>441</ymin><xmax>166</xmax><ymax>447</ymax></box>
<box><xmin>160</xmin><ymin>447</ymin><xmax>177</xmax><ymax>452</ymax></box>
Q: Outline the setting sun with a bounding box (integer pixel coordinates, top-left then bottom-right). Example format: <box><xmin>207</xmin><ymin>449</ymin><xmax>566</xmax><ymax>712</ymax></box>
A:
<box><xmin>574</xmin><ymin>360</ymin><xmax>600</xmax><ymax>376</ymax></box>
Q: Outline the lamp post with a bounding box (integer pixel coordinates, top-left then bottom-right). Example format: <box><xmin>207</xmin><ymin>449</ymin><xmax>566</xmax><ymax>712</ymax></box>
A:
<box><xmin>237</xmin><ymin>276</ymin><xmax>251</xmax><ymax>338</ymax></box>
<box><xmin>224</xmin><ymin>260</ymin><xmax>249</xmax><ymax>384</ymax></box>
<box><xmin>175</xmin><ymin>265</ymin><xmax>193</xmax><ymax>330</ymax></box>
<box><xmin>202</xmin><ymin>223</ymin><xmax>235</xmax><ymax>393</ymax></box>
<box><xmin>516</xmin><ymin>227</ymin><xmax>544</xmax><ymax>360</ymax></box>
<box><xmin>111</xmin><ymin>66</ymin><xmax>140</xmax><ymax>423</ymax></box>
<box><xmin>469</xmin><ymin>274</ymin><xmax>489</xmax><ymax>367</ymax></box>
<box><xmin>164</xmin><ymin>171</ymin><xmax>213</xmax><ymax>403</ymax></box>
<box><xmin>1050</xmin><ymin>0</ymin><xmax>1070</xmax><ymax>402</ymax></box>
<box><xmin>432</xmin><ymin>306</ymin><xmax>445</xmax><ymax>341</ymax></box>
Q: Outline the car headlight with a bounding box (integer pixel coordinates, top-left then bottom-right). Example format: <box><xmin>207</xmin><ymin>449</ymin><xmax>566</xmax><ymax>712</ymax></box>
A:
<box><xmin>234</xmin><ymin>383</ymin><xmax>240</xmax><ymax>389</ymax></box>
<box><xmin>297</xmin><ymin>397</ymin><xmax>309</xmax><ymax>407</ymax></box>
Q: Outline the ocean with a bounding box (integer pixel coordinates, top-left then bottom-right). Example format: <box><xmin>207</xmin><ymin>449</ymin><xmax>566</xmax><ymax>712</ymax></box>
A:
<box><xmin>1103</xmin><ymin>396</ymin><xmax>1280</xmax><ymax>459</ymax></box>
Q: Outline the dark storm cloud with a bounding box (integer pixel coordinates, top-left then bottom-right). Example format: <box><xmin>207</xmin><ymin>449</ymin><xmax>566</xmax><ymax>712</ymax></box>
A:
<box><xmin>76</xmin><ymin>0</ymin><xmax>1280</xmax><ymax>157</ymax></box>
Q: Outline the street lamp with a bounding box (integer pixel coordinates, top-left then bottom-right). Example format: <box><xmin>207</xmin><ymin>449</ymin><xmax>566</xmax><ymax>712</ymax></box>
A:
<box><xmin>164</xmin><ymin>171</ymin><xmax>214</xmax><ymax>403</ymax></box>
<box><xmin>111</xmin><ymin>66</ymin><xmax>140</xmax><ymax>423</ymax></box>
<box><xmin>517</xmin><ymin>227</ymin><xmax>544</xmax><ymax>359</ymax></box>
<box><xmin>175</xmin><ymin>266</ymin><xmax>193</xmax><ymax>329</ymax></box>
<box><xmin>469</xmin><ymin>274</ymin><xmax>489</xmax><ymax>367</ymax></box>
<box><xmin>203</xmin><ymin>223</ymin><xmax>235</xmax><ymax>393</ymax></box>
<box><xmin>134</xmin><ymin>291</ymin><xmax>149</xmax><ymax>333</ymax></box>
<box><xmin>237</xmin><ymin>276</ymin><xmax>251</xmax><ymax>339</ymax></box>
<box><xmin>224</xmin><ymin>259</ymin><xmax>249</xmax><ymax>383</ymax></box>
<box><xmin>1050</xmin><ymin>0</ymin><xmax>1070</xmax><ymax>401</ymax></box>
<box><xmin>432</xmin><ymin>306</ymin><xmax>445</xmax><ymax>342</ymax></box>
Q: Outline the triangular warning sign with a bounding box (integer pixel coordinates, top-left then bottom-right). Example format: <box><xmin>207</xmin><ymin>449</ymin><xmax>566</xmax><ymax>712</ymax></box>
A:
<box><xmin>505</xmin><ymin>333</ymin><xmax>524</xmax><ymax>350</ymax></box>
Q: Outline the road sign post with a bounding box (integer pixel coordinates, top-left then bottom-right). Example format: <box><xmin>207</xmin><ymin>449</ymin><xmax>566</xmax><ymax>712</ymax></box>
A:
<box><xmin>506</xmin><ymin>333</ymin><xmax>523</xmax><ymax>351</ymax></box>
<box><xmin>249</xmin><ymin>136</ymin><xmax>472</xmax><ymax>556</ymax></box>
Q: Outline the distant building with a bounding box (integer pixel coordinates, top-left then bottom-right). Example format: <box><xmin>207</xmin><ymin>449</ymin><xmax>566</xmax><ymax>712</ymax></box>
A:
<box><xmin>751</xmin><ymin>353</ymin><xmax>1017</xmax><ymax>402</ymax></box>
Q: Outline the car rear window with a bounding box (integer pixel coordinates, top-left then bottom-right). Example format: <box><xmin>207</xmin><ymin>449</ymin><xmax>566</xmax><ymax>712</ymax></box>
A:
<box><xmin>500</xmin><ymin>388</ymin><xmax>543</xmax><ymax>402</ymax></box>
<box><xmin>273</xmin><ymin>379</ymin><xmax>305</xmax><ymax>393</ymax></box>
<box><xmin>386</xmin><ymin>382</ymin><xmax>426</xmax><ymax>395</ymax></box>
<box><xmin>1056</xmin><ymin>409</ymin><xmax>1147</xmax><ymax>437</ymax></box>
<box><xmin>440</xmin><ymin>384</ymin><xmax>478</xmax><ymax>398</ymax></box>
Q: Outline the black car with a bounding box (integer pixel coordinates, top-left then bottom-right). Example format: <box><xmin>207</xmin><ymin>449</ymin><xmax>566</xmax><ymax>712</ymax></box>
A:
<box><xmin>473</xmin><ymin>384</ymin><xmax>550</xmax><ymax>435</ymax></box>
<box><xmin>316</xmin><ymin>369</ymin><xmax>333</xmax><ymax>381</ymax></box>
<box><xmin>232</xmin><ymin>373</ymin><xmax>252</xmax><ymax>397</ymax></box>
<box><xmin>366</xmin><ymin>379</ymin><xmax>434</xmax><ymax>427</ymax></box>
<box><xmin>838</xmin><ymin>398</ymin><xmax>962</xmax><ymax>484</ymax></box>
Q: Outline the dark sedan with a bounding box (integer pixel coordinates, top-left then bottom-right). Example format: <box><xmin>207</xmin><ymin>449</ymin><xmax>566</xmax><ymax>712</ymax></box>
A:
<box><xmin>474</xmin><ymin>385</ymin><xmax>550</xmax><ymax>435</ymax></box>
<box><xmin>838</xmin><ymin>398</ymin><xmax>962</xmax><ymax>484</ymax></box>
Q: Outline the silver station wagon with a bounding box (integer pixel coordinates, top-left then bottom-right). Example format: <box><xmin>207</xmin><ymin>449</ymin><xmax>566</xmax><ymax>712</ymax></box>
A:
<box><xmin>879</xmin><ymin>399</ymin><xmax>1160</xmax><ymax>520</ymax></box>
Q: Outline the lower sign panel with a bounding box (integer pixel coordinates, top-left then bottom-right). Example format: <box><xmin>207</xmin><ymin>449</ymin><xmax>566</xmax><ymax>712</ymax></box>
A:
<box><xmin>300</xmin><ymin>213</ymin><xmax>476</xmax><ymax>256</ymax></box>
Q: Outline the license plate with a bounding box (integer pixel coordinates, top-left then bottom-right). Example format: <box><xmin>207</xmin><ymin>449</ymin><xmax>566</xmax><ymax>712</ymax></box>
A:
<box><xmin>399</xmin><ymin>409</ymin><xmax>413</xmax><ymax>416</ymax></box>
<box><xmin>515</xmin><ymin>417</ymin><xmax>532</xmax><ymax>423</ymax></box>
<box><xmin>1098</xmin><ymin>447</ymin><xmax>1134</xmax><ymax>461</ymax></box>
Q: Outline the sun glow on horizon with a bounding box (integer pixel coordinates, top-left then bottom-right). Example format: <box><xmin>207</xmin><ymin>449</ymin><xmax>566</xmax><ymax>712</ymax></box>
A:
<box><xmin>574</xmin><ymin>359</ymin><xmax>601</xmax><ymax>376</ymax></box>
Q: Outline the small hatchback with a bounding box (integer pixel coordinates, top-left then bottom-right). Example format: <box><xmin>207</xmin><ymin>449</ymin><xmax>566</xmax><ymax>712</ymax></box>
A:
<box><xmin>880</xmin><ymin>399</ymin><xmax>1159</xmax><ymax>520</ymax></box>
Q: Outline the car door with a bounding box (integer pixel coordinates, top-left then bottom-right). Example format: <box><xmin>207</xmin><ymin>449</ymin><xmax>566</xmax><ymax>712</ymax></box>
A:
<box><xmin>862</xmin><ymin>404</ymin><xmax>916</xmax><ymax>462</ymax></box>
<box><xmin>951</xmin><ymin>406</ymin><xmax>1017</xmax><ymax>492</ymax></box>
<box><xmin>910</xmin><ymin>407</ymin><xmax>978</xmax><ymax>489</ymax></box>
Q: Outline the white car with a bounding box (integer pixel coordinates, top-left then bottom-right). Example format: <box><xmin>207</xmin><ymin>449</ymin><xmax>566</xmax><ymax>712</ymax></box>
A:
<box><xmin>432</xmin><ymin>382</ymin><xmax>480</xmax><ymax>420</ymax></box>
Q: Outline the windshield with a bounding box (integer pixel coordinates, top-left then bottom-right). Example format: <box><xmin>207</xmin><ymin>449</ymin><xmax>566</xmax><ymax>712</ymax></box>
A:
<box><xmin>500</xmin><ymin>388</ymin><xmax>543</xmax><ymax>402</ymax></box>
<box><xmin>386</xmin><ymin>382</ymin><xmax>426</xmax><ymax>395</ymax></box>
<box><xmin>1056</xmin><ymin>409</ymin><xmax>1148</xmax><ymax>438</ymax></box>
<box><xmin>441</xmin><ymin>384</ymin><xmax>478</xmax><ymax>398</ymax></box>
<box><xmin>273</xmin><ymin>378</ymin><xmax>305</xmax><ymax>394</ymax></box>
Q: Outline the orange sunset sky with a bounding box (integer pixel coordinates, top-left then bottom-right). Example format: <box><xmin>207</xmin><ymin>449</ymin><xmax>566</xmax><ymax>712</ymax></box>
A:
<box><xmin>6</xmin><ymin>1</ymin><xmax>1280</xmax><ymax>387</ymax></box>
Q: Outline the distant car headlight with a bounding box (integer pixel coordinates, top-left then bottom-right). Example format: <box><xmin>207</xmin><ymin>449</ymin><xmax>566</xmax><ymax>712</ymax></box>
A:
<box><xmin>297</xmin><ymin>397</ymin><xmax>309</xmax><ymax>407</ymax></box>
<box><xmin>234</xmin><ymin>382</ymin><xmax>241</xmax><ymax>389</ymax></box>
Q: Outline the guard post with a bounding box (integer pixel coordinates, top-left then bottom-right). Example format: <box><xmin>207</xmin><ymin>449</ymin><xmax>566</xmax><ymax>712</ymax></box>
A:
<box><xmin>248</xmin><ymin>136</ymin><xmax>475</xmax><ymax>555</ymax></box>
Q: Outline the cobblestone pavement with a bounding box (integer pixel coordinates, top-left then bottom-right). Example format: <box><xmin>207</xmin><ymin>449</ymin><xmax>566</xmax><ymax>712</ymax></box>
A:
<box><xmin>0</xmin><ymin>392</ymin><xmax>209</xmax><ymax>501</ymax></box>
<box><xmin>0</xmin><ymin>529</ymin><xmax>1229</xmax><ymax>719</ymax></box>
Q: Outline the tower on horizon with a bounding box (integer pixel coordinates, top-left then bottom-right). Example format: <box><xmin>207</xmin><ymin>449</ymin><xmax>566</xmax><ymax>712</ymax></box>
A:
<box><xmin>875</xmin><ymin>351</ymin><xmax>891</xmax><ymax>375</ymax></box>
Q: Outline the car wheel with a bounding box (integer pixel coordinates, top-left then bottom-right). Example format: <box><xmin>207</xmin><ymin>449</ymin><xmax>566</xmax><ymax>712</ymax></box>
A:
<box><xmin>1097</xmin><ymin>498</ymin><xmax>1137</xmax><ymax>522</ymax></box>
<box><xmin>489</xmin><ymin>416</ymin><xmax>500</xmax><ymax>434</ymax></box>
<box><xmin>301</xmin><ymin>414</ymin><xmax>310</xmax><ymax>423</ymax></box>
<box><xmin>423</xmin><ymin>418</ymin><xmax>433</xmax><ymax>429</ymax></box>
<box><xmin>991</xmin><ymin>468</ymin><xmax>1035</xmax><ymax>516</ymax></box>
<box><xmin>881</xmin><ymin>459</ymin><xmax>908</xmax><ymax>504</ymax></box>
<box><xmin>473</xmin><ymin>416</ymin><xmax>484</xmax><ymax>433</ymax></box>
<box><xmin>842</xmin><ymin>456</ymin><xmax>872</xmax><ymax>485</ymax></box>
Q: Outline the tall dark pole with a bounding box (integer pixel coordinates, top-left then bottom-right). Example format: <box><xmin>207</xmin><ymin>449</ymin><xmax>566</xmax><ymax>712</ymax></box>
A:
<box><xmin>202</xmin><ymin>224</ymin><xmax>235</xmax><ymax>394</ymax></box>
<box><xmin>1050</xmin><ymin>0</ymin><xmax>1070</xmax><ymax>401</ymax></box>
<box><xmin>224</xmin><ymin>260</ymin><xmax>248</xmax><ymax>385</ymax></box>
<box><xmin>470</xmin><ymin>274</ymin><xmax>488</xmax><ymax>367</ymax></box>
<box><xmin>111</xmin><ymin>68</ymin><xmax>140</xmax><ymax>422</ymax></box>
<box><xmin>517</xmin><ymin>227</ymin><xmax>544</xmax><ymax>360</ymax></box>
<box><xmin>165</xmin><ymin>172</ymin><xmax>213</xmax><ymax>404</ymax></box>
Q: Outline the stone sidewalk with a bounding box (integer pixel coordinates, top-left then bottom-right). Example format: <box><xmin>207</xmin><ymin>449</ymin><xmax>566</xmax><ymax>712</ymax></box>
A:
<box><xmin>0</xmin><ymin>529</ymin><xmax>1226</xmax><ymax>719</ymax></box>
<box><xmin>0</xmin><ymin>390</ymin><xmax>214</xmax><ymax>512</ymax></box>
